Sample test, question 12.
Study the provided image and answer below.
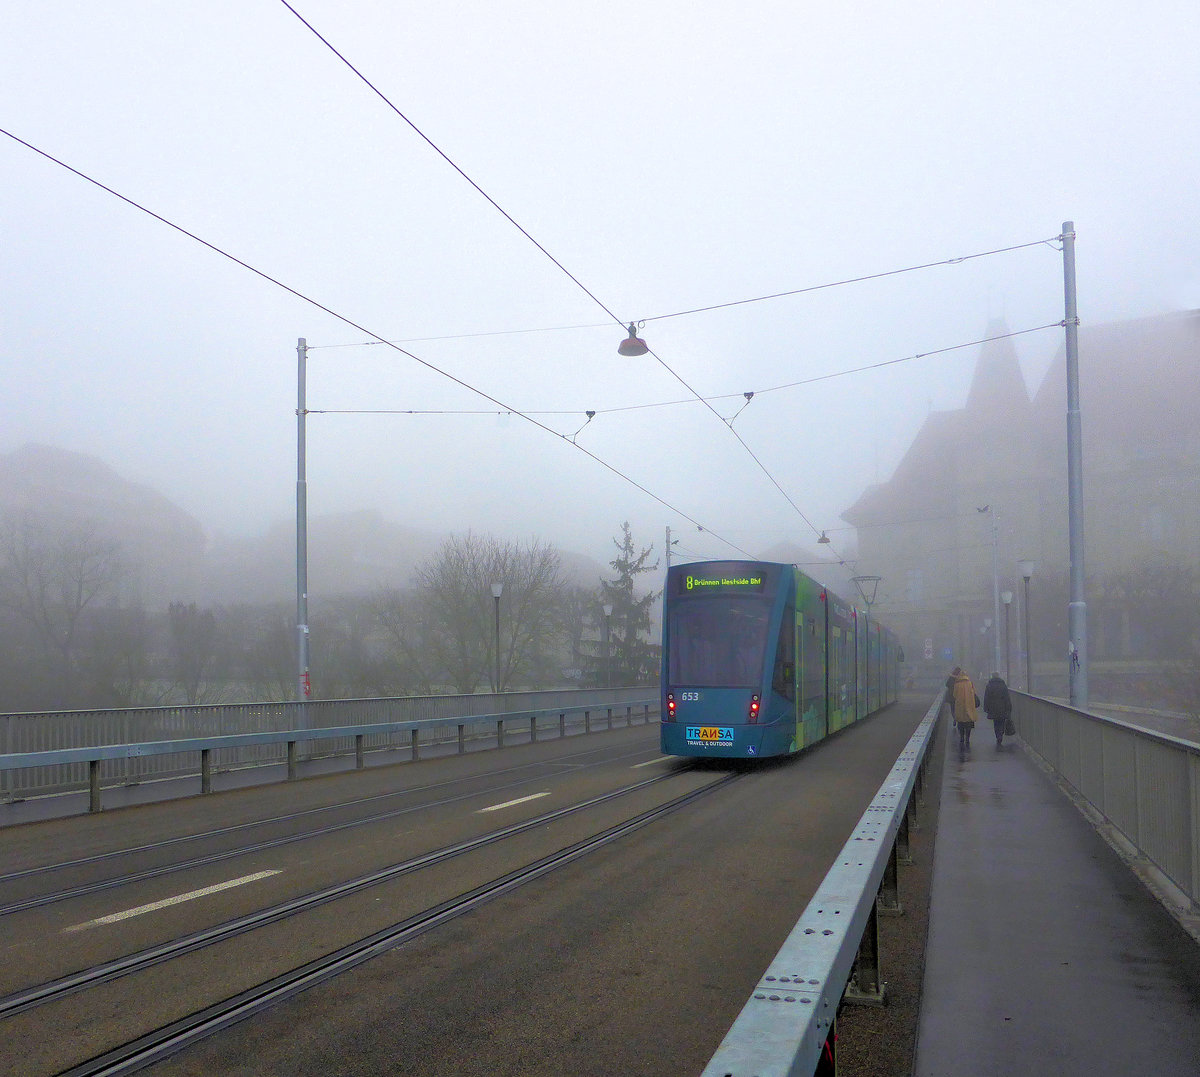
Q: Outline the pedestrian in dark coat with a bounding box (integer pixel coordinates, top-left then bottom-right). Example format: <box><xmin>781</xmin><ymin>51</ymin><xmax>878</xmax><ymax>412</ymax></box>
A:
<box><xmin>983</xmin><ymin>673</ymin><xmax>1013</xmax><ymax>748</ymax></box>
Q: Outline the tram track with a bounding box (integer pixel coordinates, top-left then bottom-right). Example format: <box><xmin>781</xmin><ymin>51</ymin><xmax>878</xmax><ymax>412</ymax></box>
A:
<box><xmin>55</xmin><ymin>774</ymin><xmax>741</xmax><ymax>1076</ymax></box>
<box><xmin>0</xmin><ymin>741</ymin><xmax>664</xmax><ymax>916</ymax></box>
<box><xmin>0</xmin><ymin>768</ymin><xmax>735</xmax><ymax>1025</ymax></box>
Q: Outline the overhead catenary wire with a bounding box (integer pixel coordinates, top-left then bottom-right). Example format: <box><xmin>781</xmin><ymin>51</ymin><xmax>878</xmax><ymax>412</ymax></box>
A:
<box><xmin>636</xmin><ymin>239</ymin><xmax>1062</xmax><ymax>324</ymax></box>
<box><xmin>314</xmin><ymin>322</ymin><xmax>1063</xmax><ymax>426</ymax></box>
<box><xmin>277</xmin><ymin>4</ymin><xmax>766</xmax><ymax>518</ymax></box>
<box><xmin>282</xmin><ymin>1</ymin><xmax>1063</xmax><ymax>563</ymax></box>
<box><xmin>281</xmin><ymin>3</ymin><xmax>1069</xmax><ymax>564</ymax></box>
<box><xmin>0</xmin><ymin>125</ymin><xmax>754</xmax><ymax>560</ymax></box>
<box><xmin>277</xmin><ymin>0</ymin><xmax>626</xmax><ymax>334</ymax></box>
<box><xmin>308</xmin><ymin>248</ymin><xmax>1064</xmax><ymax>351</ymax></box>
<box><xmin>281</xmin><ymin>0</ymin><xmax>834</xmax><ymax>555</ymax></box>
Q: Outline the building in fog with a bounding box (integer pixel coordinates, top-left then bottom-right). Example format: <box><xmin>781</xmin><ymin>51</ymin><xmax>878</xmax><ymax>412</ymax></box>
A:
<box><xmin>844</xmin><ymin>310</ymin><xmax>1200</xmax><ymax>698</ymax></box>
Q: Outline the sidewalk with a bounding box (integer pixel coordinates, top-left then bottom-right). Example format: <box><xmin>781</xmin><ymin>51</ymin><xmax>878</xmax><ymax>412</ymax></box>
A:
<box><xmin>913</xmin><ymin>727</ymin><xmax>1200</xmax><ymax>1076</ymax></box>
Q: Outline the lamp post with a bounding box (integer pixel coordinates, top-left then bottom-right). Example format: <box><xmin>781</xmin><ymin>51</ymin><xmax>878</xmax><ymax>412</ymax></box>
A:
<box><xmin>851</xmin><ymin>575</ymin><xmax>881</xmax><ymax>615</ymax></box>
<box><xmin>491</xmin><ymin>582</ymin><xmax>503</xmax><ymax>693</ymax></box>
<box><xmin>602</xmin><ymin>603</ymin><xmax>613</xmax><ymax>689</ymax></box>
<box><xmin>1018</xmin><ymin>560</ymin><xmax>1036</xmax><ymax>692</ymax></box>
<box><xmin>1062</xmin><ymin>221</ymin><xmax>1088</xmax><ymax>708</ymax></box>
<box><xmin>1001</xmin><ymin>590</ymin><xmax>1013</xmax><ymax>681</ymax></box>
<box><xmin>978</xmin><ymin>506</ymin><xmax>1003</xmax><ymax>675</ymax></box>
<box><xmin>296</xmin><ymin>338</ymin><xmax>311</xmax><ymax>704</ymax></box>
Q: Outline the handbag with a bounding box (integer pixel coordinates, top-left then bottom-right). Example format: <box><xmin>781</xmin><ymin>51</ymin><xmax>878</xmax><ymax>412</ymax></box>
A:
<box><xmin>1004</xmin><ymin>716</ymin><xmax>1016</xmax><ymax>736</ymax></box>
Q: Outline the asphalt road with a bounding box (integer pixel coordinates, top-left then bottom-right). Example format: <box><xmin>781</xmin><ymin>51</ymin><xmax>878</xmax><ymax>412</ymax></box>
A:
<box><xmin>0</xmin><ymin>700</ymin><xmax>930</xmax><ymax>1076</ymax></box>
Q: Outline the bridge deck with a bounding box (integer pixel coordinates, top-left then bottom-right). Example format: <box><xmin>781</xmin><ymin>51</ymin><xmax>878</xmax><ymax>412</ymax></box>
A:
<box><xmin>914</xmin><ymin>728</ymin><xmax>1200</xmax><ymax>1076</ymax></box>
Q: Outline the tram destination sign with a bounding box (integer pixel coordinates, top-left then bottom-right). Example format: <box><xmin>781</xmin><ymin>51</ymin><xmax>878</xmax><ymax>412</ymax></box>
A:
<box><xmin>674</xmin><ymin>569</ymin><xmax>769</xmax><ymax>596</ymax></box>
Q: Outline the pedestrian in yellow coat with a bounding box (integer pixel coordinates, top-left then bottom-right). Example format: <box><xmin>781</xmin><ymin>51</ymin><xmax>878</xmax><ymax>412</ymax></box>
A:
<box><xmin>946</xmin><ymin>667</ymin><xmax>980</xmax><ymax>751</ymax></box>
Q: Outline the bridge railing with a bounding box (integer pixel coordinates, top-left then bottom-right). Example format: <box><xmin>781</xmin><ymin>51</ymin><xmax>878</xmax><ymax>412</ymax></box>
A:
<box><xmin>1014</xmin><ymin>692</ymin><xmax>1200</xmax><ymax>912</ymax></box>
<box><xmin>0</xmin><ymin>687</ymin><xmax>656</xmax><ymax>810</ymax></box>
<box><xmin>702</xmin><ymin>691</ymin><xmax>944</xmax><ymax>1077</ymax></box>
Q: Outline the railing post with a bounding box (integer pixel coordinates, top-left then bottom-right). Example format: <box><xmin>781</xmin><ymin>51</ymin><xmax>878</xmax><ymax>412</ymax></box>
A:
<box><xmin>497</xmin><ymin>719</ymin><xmax>504</xmax><ymax>748</ymax></box>
<box><xmin>879</xmin><ymin>839</ymin><xmax>903</xmax><ymax>915</ymax></box>
<box><xmin>410</xmin><ymin>729</ymin><xmax>419</xmax><ymax>761</ymax></box>
<box><xmin>89</xmin><ymin>759</ymin><xmax>102</xmax><ymax>813</ymax></box>
<box><xmin>1190</xmin><ymin>752</ymin><xmax>1200</xmax><ymax>910</ymax></box>
<box><xmin>458</xmin><ymin>723</ymin><xmax>465</xmax><ymax>754</ymax></box>
<box><xmin>607</xmin><ymin>707</ymin><xmax>613</xmax><ymax>730</ymax></box>
<box><xmin>844</xmin><ymin>901</ymin><xmax>886</xmax><ymax>1006</ymax></box>
<box><xmin>897</xmin><ymin>808</ymin><xmax>913</xmax><ymax>864</ymax></box>
<box><xmin>201</xmin><ymin>748</ymin><xmax>213</xmax><ymax>794</ymax></box>
<box><xmin>287</xmin><ymin>740</ymin><xmax>297</xmax><ymax>780</ymax></box>
<box><xmin>559</xmin><ymin>712</ymin><xmax>566</xmax><ymax>738</ymax></box>
<box><xmin>530</xmin><ymin>715</ymin><xmax>537</xmax><ymax>743</ymax></box>
<box><xmin>626</xmin><ymin>705</ymin><xmax>632</xmax><ymax>727</ymax></box>
<box><xmin>355</xmin><ymin>734</ymin><xmax>365</xmax><ymax>769</ymax></box>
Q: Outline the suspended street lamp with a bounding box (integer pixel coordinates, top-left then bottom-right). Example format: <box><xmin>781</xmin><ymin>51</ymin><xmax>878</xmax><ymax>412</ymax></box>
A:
<box><xmin>617</xmin><ymin>322</ymin><xmax>648</xmax><ymax>356</ymax></box>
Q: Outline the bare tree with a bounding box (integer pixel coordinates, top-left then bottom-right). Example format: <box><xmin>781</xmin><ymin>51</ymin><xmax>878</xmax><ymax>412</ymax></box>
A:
<box><xmin>493</xmin><ymin>536</ymin><xmax>569</xmax><ymax>690</ymax></box>
<box><xmin>412</xmin><ymin>532</ymin><xmax>567</xmax><ymax>692</ymax></box>
<box><xmin>0</xmin><ymin>517</ymin><xmax>124</xmax><ymax>707</ymax></box>
<box><xmin>81</xmin><ymin>606</ymin><xmax>163</xmax><ymax>708</ymax></box>
<box><xmin>226</xmin><ymin>605</ymin><xmax>296</xmax><ymax>702</ymax></box>
<box><xmin>372</xmin><ymin>586</ymin><xmax>436</xmax><ymax>694</ymax></box>
<box><xmin>167</xmin><ymin>602</ymin><xmax>224</xmax><ymax>704</ymax></box>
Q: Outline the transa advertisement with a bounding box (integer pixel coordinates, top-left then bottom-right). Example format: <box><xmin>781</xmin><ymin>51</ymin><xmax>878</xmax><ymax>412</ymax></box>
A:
<box><xmin>685</xmin><ymin>725</ymin><xmax>734</xmax><ymax>748</ymax></box>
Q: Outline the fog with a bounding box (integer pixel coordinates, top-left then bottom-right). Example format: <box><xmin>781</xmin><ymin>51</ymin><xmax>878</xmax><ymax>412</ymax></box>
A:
<box><xmin>3</xmin><ymin>2</ymin><xmax>1197</xmax><ymax>571</ymax></box>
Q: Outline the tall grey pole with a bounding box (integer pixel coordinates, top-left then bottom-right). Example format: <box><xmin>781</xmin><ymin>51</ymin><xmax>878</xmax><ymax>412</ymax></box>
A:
<box><xmin>1002</xmin><ymin>598</ymin><xmax>1011</xmax><ymax>682</ymax></box>
<box><xmin>604</xmin><ymin>612</ymin><xmax>611</xmax><ymax>689</ymax></box>
<box><xmin>296</xmin><ymin>337</ymin><xmax>311</xmax><ymax>702</ymax></box>
<box><xmin>1022</xmin><ymin>574</ymin><xmax>1033</xmax><ymax>693</ymax></box>
<box><xmin>493</xmin><ymin>593</ymin><xmax>501</xmax><ymax>693</ymax></box>
<box><xmin>665</xmin><ymin>525</ymin><xmax>672</xmax><ymax>570</ymax></box>
<box><xmin>989</xmin><ymin>510</ymin><xmax>1002</xmax><ymax>674</ymax></box>
<box><xmin>1062</xmin><ymin>222</ymin><xmax>1087</xmax><ymax>707</ymax></box>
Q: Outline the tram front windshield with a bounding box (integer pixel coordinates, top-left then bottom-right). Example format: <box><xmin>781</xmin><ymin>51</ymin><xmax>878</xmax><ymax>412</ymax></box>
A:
<box><xmin>668</xmin><ymin>598</ymin><xmax>771</xmax><ymax>688</ymax></box>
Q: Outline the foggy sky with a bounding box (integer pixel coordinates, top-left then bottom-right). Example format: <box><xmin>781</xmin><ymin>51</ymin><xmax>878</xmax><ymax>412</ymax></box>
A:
<box><xmin>3</xmin><ymin>1</ymin><xmax>1197</xmax><ymax>572</ymax></box>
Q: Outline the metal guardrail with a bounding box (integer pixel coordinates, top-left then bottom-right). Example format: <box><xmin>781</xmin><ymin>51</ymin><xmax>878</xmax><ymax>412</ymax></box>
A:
<box><xmin>701</xmin><ymin>692</ymin><xmax>943</xmax><ymax>1077</ymax></box>
<box><xmin>0</xmin><ymin>692</ymin><xmax>657</xmax><ymax>814</ymax></box>
<box><xmin>1014</xmin><ymin>692</ymin><xmax>1200</xmax><ymax>912</ymax></box>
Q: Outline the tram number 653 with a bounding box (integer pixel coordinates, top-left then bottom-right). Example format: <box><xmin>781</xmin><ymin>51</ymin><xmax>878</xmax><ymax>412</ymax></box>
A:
<box><xmin>679</xmin><ymin>691</ymin><xmax>700</xmax><ymax>702</ymax></box>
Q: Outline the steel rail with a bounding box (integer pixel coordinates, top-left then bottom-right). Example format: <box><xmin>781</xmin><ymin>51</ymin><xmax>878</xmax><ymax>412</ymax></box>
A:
<box><xmin>0</xmin><ymin>767</ymin><xmax>712</xmax><ymax>1019</ymax></box>
<box><xmin>0</xmin><ymin>737</ymin><xmax>648</xmax><ymax>884</ymax></box>
<box><xmin>55</xmin><ymin>773</ymin><xmax>741</xmax><ymax>1077</ymax></box>
<box><xmin>0</xmin><ymin>742</ymin><xmax>665</xmax><ymax>915</ymax></box>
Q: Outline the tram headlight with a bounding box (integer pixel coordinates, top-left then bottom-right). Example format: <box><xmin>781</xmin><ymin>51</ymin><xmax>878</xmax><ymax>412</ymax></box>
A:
<box><xmin>748</xmin><ymin>694</ymin><xmax>761</xmax><ymax>723</ymax></box>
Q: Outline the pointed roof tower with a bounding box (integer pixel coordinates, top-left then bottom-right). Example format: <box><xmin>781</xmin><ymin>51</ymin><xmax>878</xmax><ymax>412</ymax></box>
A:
<box><xmin>966</xmin><ymin>318</ymin><xmax>1031</xmax><ymax>417</ymax></box>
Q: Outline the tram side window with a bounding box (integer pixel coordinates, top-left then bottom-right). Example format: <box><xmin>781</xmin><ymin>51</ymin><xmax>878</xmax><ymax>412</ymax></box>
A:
<box><xmin>801</xmin><ymin>615</ymin><xmax>823</xmax><ymax>711</ymax></box>
<box><xmin>771</xmin><ymin>606</ymin><xmax>795</xmax><ymax>701</ymax></box>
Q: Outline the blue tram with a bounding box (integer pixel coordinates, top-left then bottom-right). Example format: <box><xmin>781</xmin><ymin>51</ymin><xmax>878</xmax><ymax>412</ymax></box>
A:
<box><xmin>660</xmin><ymin>560</ymin><xmax>901</xmax><ymax>759</ymax></box>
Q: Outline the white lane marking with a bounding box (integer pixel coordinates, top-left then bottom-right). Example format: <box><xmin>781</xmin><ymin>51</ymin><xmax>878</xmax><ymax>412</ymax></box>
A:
<box><xmin>65</xmin><ymin>870</ymin><xmax>282</xmax><ymax>932</ymax></box>
<box><xmin>477</xmin><ymin>792</ymin><xmax>551</xmax><ymax>813</ymax></box>
<box><xmin>632</xmin><ymin>758</ymin><xmax>667</xmax><ymax>768</ymax></box>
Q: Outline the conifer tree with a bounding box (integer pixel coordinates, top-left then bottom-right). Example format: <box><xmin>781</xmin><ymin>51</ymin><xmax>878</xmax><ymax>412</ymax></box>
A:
<box><xmin>596</xmin><ymin>522</ymin><xmax>661</xmax><ymax>686</ymax></box>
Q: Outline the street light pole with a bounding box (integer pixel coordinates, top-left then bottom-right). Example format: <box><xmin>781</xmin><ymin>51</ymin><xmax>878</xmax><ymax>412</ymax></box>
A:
<box><xmin>1018</xmin><ymin>560</ymin><xmax>1036</xmax><ymax>692</ymax></box>
<box><xmin>491</xmin><ymin>582</ymin><xmax>504</xmax><ymax>693</ymax></box>
<box><xmin>602</xmin><ymin>603</ymin><xmax>613</xmax><ymax>689</ymax></box>
<box><xmin>1062</xmin><ymin>221</ymin><xmax>1088</xmax><ymax>708</ymax></box>
<box><xmin>295</xmin><ymin>337</ymin><xmax>311</xmax><ymax>703</ymax></box>
<box><xmin>1001</xmin><ymin>590</ymin><xmax>1013</xmax><ymax>681</ymax></box>
<box><xmin>665</xmin><ymin>525</ymin><xmax>679</xmax><ymax>569</ymax></box>
<box><xmin>978</xmin><ymin>506</ymin><xmax>1003</xmax><ymax>674</ymax></box>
